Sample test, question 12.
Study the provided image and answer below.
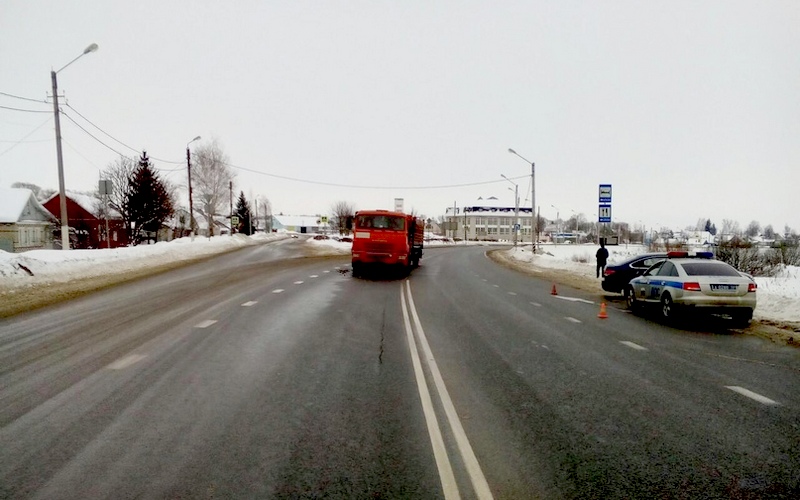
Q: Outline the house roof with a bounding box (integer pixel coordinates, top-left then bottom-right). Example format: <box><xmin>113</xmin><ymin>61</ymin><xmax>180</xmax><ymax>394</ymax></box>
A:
<box><xmin>42</xmin><ymin>190</ymin><xmax>120</xmax><ymax>218</ymax></box>
<box><xmin>0</xmin><ymin>188</ymin><xmax>55</xmax><ymax>223</ymax></box>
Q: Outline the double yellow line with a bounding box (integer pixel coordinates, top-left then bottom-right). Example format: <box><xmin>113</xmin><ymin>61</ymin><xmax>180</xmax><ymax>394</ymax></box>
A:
<box><xmin>400</xmin><ymin>281</ymin><xmax>494</xmax><ymax>500</ymax></box>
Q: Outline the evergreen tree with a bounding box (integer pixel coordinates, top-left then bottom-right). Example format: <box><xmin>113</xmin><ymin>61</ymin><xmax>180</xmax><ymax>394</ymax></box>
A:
<box><xmin>127</xmin><ymin>151</ymin><xmax>174</xmax><ymax>244</ymax></box>
<box><xmin>234</xmin><ymin>191</ymin><xmax>256</xmax><ymax>235</ymax></box>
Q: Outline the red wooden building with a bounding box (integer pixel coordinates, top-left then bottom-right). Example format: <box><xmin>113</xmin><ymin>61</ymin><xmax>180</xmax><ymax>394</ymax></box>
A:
<box><xmin>42</xmin><ymin>192</ymin><xmax>129</xmax><ymax>249</ymax></box>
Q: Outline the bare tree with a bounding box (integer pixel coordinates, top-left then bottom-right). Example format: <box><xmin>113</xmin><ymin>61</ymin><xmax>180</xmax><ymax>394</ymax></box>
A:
<box><xmin>191</xmin><ymin>139</ymin><xmax>234</xmax><ymax>236</ymax></box>
<box><xmin>330</xmin><ymin>201</ymin><xmax>356</xmax><ymax>235</ymax></box>
<box><xmin>102</xmin><ymin>155</ymin><xmax>137</xmax><ymax>238</ymax></box>
<box><xmin>721</xmin><ymin>219</ymin><xmax>740</xmax><ymax>237</ymax></box>
<box><xmin>11</xmin><ymin>182</ymin><xmax>55</xmax><ymax>202</ymax></box>
<box><xmin>745</xmin><ymin>220</ymin><xmax>760</xmax><ymax>238</ymax></box>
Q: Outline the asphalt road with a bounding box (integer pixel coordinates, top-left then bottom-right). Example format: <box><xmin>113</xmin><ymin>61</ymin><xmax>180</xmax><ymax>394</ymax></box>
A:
<box><xmin>1</xmin><ymin>241</ymin><xmax>798</xmax><ymax>499</ymax></box>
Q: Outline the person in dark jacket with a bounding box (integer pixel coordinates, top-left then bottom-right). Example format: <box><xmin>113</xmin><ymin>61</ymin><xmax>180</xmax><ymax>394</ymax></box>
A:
<box><xmin>596</xmin><ymin>240</ymin><xmax>609</xmax><ymax>278</ymax></box>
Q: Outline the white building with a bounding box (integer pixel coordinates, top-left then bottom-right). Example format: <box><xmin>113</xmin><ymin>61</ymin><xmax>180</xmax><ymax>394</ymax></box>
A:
<box><xmin>445</xmin><ymin>196</ymin><xmax>536</xmax><ymax>242</ymax></box>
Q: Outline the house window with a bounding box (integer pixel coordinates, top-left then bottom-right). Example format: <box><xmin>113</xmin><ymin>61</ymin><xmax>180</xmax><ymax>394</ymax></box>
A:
<box><xmin>488</xmin><ymin>217</ymin><xmax>498</xmax><ymax>226</ymax></box>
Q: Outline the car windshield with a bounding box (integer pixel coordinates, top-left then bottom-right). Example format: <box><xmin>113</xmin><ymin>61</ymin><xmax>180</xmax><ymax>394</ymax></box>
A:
<box><xmin>356</xmin><ymin>215</ymin><xmax>405</xmax><ymax>230</ymax></box>
<box><xmin>681</xmin><ymin>261</ymin><xmax>742</xmax><ymax>276</ymax></box>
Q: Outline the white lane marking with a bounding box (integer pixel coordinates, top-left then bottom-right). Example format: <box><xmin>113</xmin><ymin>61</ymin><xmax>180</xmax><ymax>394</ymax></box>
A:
<box><xmin>323</xmin><ymin>270</ymin><xmax>330</xmax><ymax>273</ymax></box>
<box><xmin>565</xmin><ymin>317</ymin><xmax>581</xmax><ymax>323</ymax></box>
<box><xmin>194</xmin><ymin>320</ymin><xmax>217</xmax><ymax>329</ymax></box>
<box><xmin>530</xmin><ymin>302</ymin><xmax>542</xmax><ymax>307</ymax></box>
<box><xmin>620</xmin><ymin>341</ymin><xmax>648</xmax><ymax>351</ymax></box>
<box><xmin>309</xmin><ymin>275</ymin><xmax>319</xmax><ymax>278</ymax></box>
<box><xmin>482</xmin><ymin>279</ymin><xmax>488</xmax><ymax>282</ymax></box>
<box><xmin>405</xmin><ymin>282</ymin><xmax>494</xmax><ymax>499</ymax></box>
<box><xmin>108</xmin><ymin>354</ymin><xmax>146</xmax><ymax>370</ymax></box>
<box><xmin>725</xmin><ymin>386</ymin><xmax>780</xmax><ymax>406</ymax></box>
<box><xmin>294</xmin><ymin>281</ymin><xmax>304</xmax><ymax>285</ymax></box>
<box><xmin>241</xmin><ymin>301</ymin><xmax>258</xmax><ymax>307</ymax></box>
<box><xmin>553</xmin><ymin>295</ymin><xmax>594</xmax><ymax>304</ymax></box>
<box><xmin>272</xmin><ymin>289</ymin><xmax>284</xmax><ymax>294</ymax></box>
<box><xmin>400</xmin><ymin>288</ymin><xmax>460</xmax><ymax>499</ymax></box>
<box><xmin>507</xmin><ymin>292</ymin><xmax>517</xmax><ymax>296</ymax></box>
<box><xmin>493</xmin><ymin>285</ymin><xmax>499</xmax><ymax>288</ymax></box>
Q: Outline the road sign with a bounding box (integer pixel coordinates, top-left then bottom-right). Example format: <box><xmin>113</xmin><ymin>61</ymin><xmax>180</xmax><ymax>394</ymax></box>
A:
<box><xmin>598</xmin><ymin>204</ymin><xmax>611</xmax><ymax>223</ymax></box>
<box><xmin>599</xmin><ymin>184</ymin><xmax>612</xmax><ymax>203</ymax></box>
<box><xmin>98</xmin><ymin>179</ymin><xmax>113</xmax><ymax>195</ymax></box>
<box><xmin>231</xmin><ymin>216</ymin><xmax>240</xmax><ymax>226</ymax></box>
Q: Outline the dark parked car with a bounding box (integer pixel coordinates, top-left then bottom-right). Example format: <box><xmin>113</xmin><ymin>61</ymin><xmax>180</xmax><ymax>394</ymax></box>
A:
<box><xmin>602</xmin><ymin>253</ymin><xmax>667</xmax><ymax>294</ymax></box>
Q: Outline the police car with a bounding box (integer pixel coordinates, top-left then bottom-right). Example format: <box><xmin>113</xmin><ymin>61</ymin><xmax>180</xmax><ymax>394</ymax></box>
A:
<box><xmin>625</xmin><ymin>251</ymin><xmax>757</xmax><ymax>326</ymax></box>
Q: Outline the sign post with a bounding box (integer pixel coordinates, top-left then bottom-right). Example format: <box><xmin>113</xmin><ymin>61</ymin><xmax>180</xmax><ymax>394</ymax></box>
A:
<box><xmin>598</xmin><ymin>184</ymin><xmax>612</xmax><ymax>242</ymax></box>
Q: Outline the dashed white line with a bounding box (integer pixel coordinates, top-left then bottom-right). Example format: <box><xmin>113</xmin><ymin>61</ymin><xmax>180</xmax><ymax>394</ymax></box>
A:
<box><xmin>194</xmin><ymin>320</ymin><xmax>217</xmax><ymax>329</ymax></box>
<box><xmin>272</xmin><ymin>289</ymin><xmax>284</xmax><ymax>294</ymax></box>
<box><xmin>620</xmin><ymin>341</ymin><xmax>648</xmax><ymax>351</ymax></box>
<box><xmin>725</xmin><ymin>386</ymin><xmax>780</xmax><ymax>406</ymax></box>
<box><xmin>309</xmin><ymin>275</ymin><xmax>319</xmax><ymax>278</ymax></box>
<box><xmin>507</xmin><ymin>292</ymin><xmax>517</xmax><ymax>296</ymax></box>
<box><xmin>565</xmin><ymin>317</ymin><xmax>581</xmax><ymax>323</ymax></box>
<box><xmin>294</xmin><ymin>281</ymin><xmax>304</xmax><ymax>285</ymax></box>
<box><xmin>553</xmin><ymin>295</ymin><xmax>594</xmax><ymax>304</ymax></box>
<box><xmin>323</xmin><ymin>270</ymin><xmax>330</xmax><ymax>273</ymax></box>
<box><xmin>241</xmin><ymin>301</ymin><xmax>258</xmax><ymax>307</ymax></box>
<box><xmin>493</xmin><ymin>285</ymin><xmax>499</xmax><ymax>288</ymax></box>
<box><xmin>530</xmin><ymin>302</ymin><xmax>542</xmax><ymax>307</ymax></box>
<box><xmin>108</xmin><ymin>354</ymin><xmax>146</xmax><ymax>370</ymax></box>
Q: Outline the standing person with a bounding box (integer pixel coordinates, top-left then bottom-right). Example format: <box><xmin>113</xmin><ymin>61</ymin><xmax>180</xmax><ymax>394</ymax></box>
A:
<box><xmin>596</xmin><ymin>239</ymin><xmax>609</xmax><ymax>278</ymax></box>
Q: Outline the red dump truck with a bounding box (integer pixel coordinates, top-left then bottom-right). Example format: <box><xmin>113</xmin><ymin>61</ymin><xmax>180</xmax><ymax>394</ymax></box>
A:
<box><xmin>350</xmin><ymin>209</ymin><xmax>424</xmax><ymax>277</ymax></box>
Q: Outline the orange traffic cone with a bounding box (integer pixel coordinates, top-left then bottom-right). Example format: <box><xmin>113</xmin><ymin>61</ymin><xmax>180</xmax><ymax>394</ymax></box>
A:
<box><xmin>598</xmin><ymin>302</ymin><xmax>608</xmax><ymax>319</ymax></box>
<box><xmin>551</xmin><ymin>283</ymin><xmax>558</xmax><ymax>295</ymax></box>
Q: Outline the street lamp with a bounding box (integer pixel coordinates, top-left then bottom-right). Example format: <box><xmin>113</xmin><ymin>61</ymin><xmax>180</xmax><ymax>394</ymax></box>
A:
<box><xmin>551</xmin><ymin>204</ymin><xmax>560</xmax><ymax>244</ymax></box>
<box><xmin>501</xmin><ymin>174</ymin><xmax>520</xmax><ymax>247</ymax></box>
<box><xmin>186</xmin><ymin>136</ymin><xmax>201</xmax><ymax>238</ymax></box>
<box><xmin>508</xmin><ymin>148</ymin><xmax>535</xmax><ymax>252</ymax></box>
<box><xmin>52</xmin><ymin>43</ymin><xmax>98</xmax><ymax>250</ymax></box>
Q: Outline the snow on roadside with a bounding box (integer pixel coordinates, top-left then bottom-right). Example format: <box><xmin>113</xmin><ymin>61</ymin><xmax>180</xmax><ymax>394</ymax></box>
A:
<box><xmin>506</xmin><ymin>243</ymin><xmax>800</xmax><ymax>323</ymax></box>
<box><xmin>0</xmin><ymin>233</ymin><xmax>288</xmax><ymax>288</ymax></box>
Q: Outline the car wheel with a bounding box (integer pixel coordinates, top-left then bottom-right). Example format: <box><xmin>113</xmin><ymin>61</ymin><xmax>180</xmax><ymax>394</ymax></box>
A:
<box><xmin>661</xmin><ymin>294</ymin><xmax>676</xmax><ymax>322</ymax></box>
<box><xmin>731</xmin><ymin>309</ymin><xmax>753</xmax><ymax>328</ymax></box>
<box><xmin>625</xmin><ymin>287</ymin><xmax>639</xmax><ymax>313</ymax></box>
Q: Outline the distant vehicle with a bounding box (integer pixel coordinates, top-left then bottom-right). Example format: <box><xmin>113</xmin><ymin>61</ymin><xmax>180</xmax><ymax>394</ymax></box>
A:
<box><xmin>625</xmin><ymin>251</ymin><xmax>757</xmax><ymax>326</ymax></box>
<box><xmin>349</xmin><ymin>210</ymin><xmax>424</xmax><ymax>277</ymax></box>
<box><xmin>602</xmin><ymin>253</ymin><xmax>668</xmax><ymax>294</ymax></box>
<box><xmin>291</xmin><ymin>234</ymin><xmax>299</xmax><ymax>239</ymax></box>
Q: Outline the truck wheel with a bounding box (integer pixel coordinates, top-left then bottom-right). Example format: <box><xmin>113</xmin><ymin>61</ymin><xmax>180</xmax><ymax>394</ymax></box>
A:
<box><xmin>351</xmin><ymin>263</ymin><xmax>361</xmax><ymax>278</ymax></box>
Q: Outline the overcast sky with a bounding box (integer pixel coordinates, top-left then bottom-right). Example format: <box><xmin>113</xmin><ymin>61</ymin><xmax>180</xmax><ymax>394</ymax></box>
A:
<box><xmin>2</xmin><ymin>1</ymin><xmax>799</xmax><ymax>232</ymax></box>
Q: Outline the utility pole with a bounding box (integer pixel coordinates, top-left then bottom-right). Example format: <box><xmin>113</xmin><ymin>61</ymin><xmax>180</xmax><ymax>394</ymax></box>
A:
<box><xmin>229</xmin><ymin>181</ymin><xmax>234</xmax><ymax>234</ymax></box>
<box><xmin>185</xmin><ymin>136</ymin><xmax>200</xmax><ymax>239</ymax></box>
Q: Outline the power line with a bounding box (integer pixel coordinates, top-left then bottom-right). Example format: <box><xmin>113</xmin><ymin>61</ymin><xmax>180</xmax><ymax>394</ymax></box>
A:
<box><xmin>0</xmin><ymin>104</ymin><xmax>51</xmax><ymax>114</ymax></box>
<box><xmin>61</xmin><ymin>111</ymin><xmax>130</xmax><ymax>158</ymax></box>
<box><xmin>198</xmin><ymin>155</ymin><xmax>527</xmax><ymax>190</ymax></box>
<box><xmin>0</xmin><ymin>91</ymin><xmax>49</xmax><ymax>105</ymax></box>
<box><xmin>65</xmin><ymin>103</ymin><xmax>184</xmax><ymax>165</ymax></box>
<box><xmin>0</xmin><ymin>115</ymin><xmax>53</xmax><ymax>157</ymax></box>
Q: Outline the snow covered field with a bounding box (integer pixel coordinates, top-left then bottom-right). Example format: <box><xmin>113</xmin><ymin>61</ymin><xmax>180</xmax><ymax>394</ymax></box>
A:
<box><xmin>1</xmin><ymin>237</ymin><xmax>798</xmax><ymax>324</ymax></box>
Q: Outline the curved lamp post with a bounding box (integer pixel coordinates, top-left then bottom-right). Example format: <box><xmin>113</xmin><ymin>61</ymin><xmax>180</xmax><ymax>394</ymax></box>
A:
<box><xmin>186</xmin><ymin>136</ymin><xmax>202</xmax><ymax>238</ymax></box>
<box><xmin>508</xmin><ymin>148</ymin><xmax>535</xmax><ymax>253</ymax></box>
<box><xmin>52</xmin><ymin>43</ymin><xmax>98</xmax><ymax>250</ymax></box>
<box><xmin>501</xmin><ymin>174</ymin><xmax>520</xmax><ymax>247</ymax></box>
